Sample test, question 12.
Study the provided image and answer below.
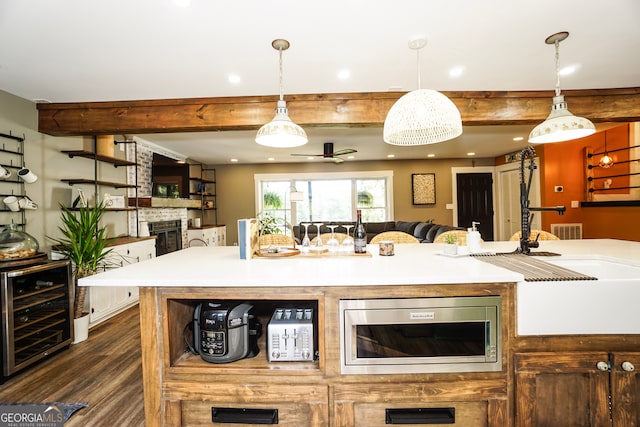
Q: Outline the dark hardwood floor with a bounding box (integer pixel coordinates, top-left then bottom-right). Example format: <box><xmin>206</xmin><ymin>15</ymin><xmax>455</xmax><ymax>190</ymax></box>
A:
<box><xmin>0</xmin><ymin>306</ymin><xmax>145</xmax><ymax>426</ymax></box>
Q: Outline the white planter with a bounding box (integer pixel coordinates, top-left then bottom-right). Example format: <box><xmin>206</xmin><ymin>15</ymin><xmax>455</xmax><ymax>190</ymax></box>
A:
<box><xmin>73</xmin><ymin>314</ymin><xmax>90</xmax><ymax>344</ymax></box>
<box><xmin>443</xmin><ymin>243</ymin><xmax>458</xmax><ymax>255</ymax></box>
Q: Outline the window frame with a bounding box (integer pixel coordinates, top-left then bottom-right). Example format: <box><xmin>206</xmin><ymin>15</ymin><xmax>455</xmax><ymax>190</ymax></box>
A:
<box><xmin>255</xmin><ymin>170</ymin><xmax>394</xmax><ymax>226</ymax></box>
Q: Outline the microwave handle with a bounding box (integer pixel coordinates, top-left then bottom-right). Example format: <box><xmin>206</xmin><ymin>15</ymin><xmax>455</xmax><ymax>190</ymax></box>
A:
<box><xmin>385</xmin><ymin>407</ymin><xmax>455</xmax><ymax>424</ymax></box>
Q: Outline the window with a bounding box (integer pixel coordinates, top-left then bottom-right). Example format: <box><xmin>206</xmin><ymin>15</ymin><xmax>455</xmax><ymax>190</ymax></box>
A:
<box><xmin>256</xmin><ymin>171</ymin><xmax>394</xmax><ymax>233</ymax></box>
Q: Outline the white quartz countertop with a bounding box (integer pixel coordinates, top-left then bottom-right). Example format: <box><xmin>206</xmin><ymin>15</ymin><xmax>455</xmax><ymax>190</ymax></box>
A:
<box><xmin>80</xmin><ymin>241</ymin><xmax>524</xmax><ymax>288</ymax></box>
<box><xmin>79</xmin><ymin>238</ymin><xmax>640</xmax><ymax>288</ymax></box>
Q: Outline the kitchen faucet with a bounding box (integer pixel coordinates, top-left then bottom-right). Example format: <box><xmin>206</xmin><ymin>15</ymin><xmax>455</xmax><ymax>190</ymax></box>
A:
<box><xmin>517</xmin><ymin>146</ymin><xmax>566</xmax><ymax>254</ymax></box>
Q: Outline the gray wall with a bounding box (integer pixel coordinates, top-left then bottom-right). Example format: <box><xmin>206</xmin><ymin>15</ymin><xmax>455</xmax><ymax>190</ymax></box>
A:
<box><xmin>0</xmin><ymin>90</ymin><xmax>128</xmax><ymax>253</ymax></box>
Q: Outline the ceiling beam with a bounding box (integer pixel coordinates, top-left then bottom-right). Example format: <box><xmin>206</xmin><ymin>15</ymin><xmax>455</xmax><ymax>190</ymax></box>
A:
<box><xmin>37</xmin><ymin>88</ymin><xmax>640</xmax><ymax>136</ymax></box>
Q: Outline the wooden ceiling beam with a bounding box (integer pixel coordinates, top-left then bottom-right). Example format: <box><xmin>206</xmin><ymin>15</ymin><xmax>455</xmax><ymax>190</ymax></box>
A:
<box><xmin>37</xmin><ymin>88</ymin><xmax>640</xmax><ymax>136</ymax></box>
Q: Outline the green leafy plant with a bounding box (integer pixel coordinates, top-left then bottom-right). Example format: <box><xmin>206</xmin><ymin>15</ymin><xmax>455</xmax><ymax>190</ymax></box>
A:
<box><xmin>49</xmin><ymin>203</ymin><xmax>113</xmax><ymax>319</ymax></box>
<box><xmin>357</xmin><ymin>191</ymin><xmax>374</xmax><ymax>207</ymax></box>
<box><xmin>444</xmin><ymin>233</ymin><xmax>457</xmax><ymax>245</ymax></box>
<box><xmin>263</xmin><ymin>191</ymin><xmax>283</xmax><ymax>209</ymax></box>
<box><xmin>257</xmin><ymin>212</ymin><xmax>282</xmax><ymax>235</ymax></box>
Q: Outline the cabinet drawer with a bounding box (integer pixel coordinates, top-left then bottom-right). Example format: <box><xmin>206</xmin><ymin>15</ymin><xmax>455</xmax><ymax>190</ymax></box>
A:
<box><xmin>342</xmin><ymin>401</ymin><xmax>486</xmax><ymax>427</ymax></box>
<box><xmin>181</xmin><ymin>400</ymin><xmax>328</xmax><ymax>426</ymax></box>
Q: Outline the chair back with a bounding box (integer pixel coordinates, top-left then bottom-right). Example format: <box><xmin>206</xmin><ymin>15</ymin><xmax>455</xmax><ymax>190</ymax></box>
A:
<box><xmin>433</xmin><ymin>230</ymin><xmax>470</xmax><ymax>245</ymax></box>
<box><xmin>188</xmin><ymin>238</ymin><xmax>208</xmax><ymax>247</ymax></box>
<box><xmin>259</xmin><ymin>233</ymin><xmax>295</xmax><ymax>247</ymax></box>
<box><xmin>370</xmin><ymin>231</ymin><xmax>420</xmax><ymax>244</ymax></box>
<box><xmin>508</xmin><ymin>230</ymin><xmax>560</xmax><ymax>241</ymax></box>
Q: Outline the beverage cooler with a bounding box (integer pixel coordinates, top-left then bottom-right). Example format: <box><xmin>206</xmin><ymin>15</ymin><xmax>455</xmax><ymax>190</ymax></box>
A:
<box><xmin>1</xmin><ymin>259</ymin><xmax>73</xmax><ymax>381</ymax></box>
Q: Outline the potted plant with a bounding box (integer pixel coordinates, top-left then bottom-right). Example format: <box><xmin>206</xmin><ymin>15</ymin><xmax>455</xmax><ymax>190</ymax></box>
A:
<box><xmin>443</xmin><ymin>232</ymin><xmax>458</xmax><ymax>255</ymax></box>
<box><xmin>49</xmin><ymin>202</ymin><xmax>113</xmax><ymax>342</ymax></box>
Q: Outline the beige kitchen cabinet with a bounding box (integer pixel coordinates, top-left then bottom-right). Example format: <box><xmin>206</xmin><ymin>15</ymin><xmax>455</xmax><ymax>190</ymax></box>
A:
<box><xmin>89</xmin><ymin>238</ymin><xmax>155</xmax><ymax>325</ymax></box>
<box><xmin>515</xmin><ymin>351</ymin><xmax>640</xmax><ymax>427</ymax></box>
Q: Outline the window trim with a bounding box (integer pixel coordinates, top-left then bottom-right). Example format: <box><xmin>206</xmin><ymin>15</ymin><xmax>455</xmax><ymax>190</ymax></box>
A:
<box><xmin>255</xmin><ymin>170</ymin><xmax>395</xmax><ymax>221</ymax></box>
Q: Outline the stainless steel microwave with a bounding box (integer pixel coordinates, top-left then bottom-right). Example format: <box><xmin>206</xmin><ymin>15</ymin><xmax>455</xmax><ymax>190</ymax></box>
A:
<box><xmin>340</xmin><ymin>296</ymin><xmax>502</xmax><ymax>374</ymax></box>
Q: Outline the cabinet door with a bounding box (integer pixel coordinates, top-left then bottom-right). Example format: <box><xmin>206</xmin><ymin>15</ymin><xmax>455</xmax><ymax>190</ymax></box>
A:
<box><xmin>611</xmin><ymin>352</ymin><xmax>640</xmax><ymax>426</ymax></box>
<box><xmin>217</xmin><ymin>226</ymin><xmax>226</xmax><ymax>246</ymax></box>
<box><xmin>127</xmin><ymin>240</ymin><xmax>156</xmax><ymax>263</ymax></box>
<box><xmin>515</xmin><ymin>352</ymin><xmax>611</xmax><ymax>427</ymax></box>
<box><xmin>90</xmin><ymin>286</ymin><xmax>116</xmax><ymax>324</ymax></box>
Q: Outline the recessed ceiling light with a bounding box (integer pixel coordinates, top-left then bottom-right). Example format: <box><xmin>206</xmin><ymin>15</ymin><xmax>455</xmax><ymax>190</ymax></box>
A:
<box><xmin>559</xmin><ymin>65</ymin><xmax>578</xmax><ymax>76</ymax></box>
<box><xmin>513</xmin><ymin>136</ymin><xmax>524</xmax><ymax>141</ymax></box>
<box><xmin>387</xmin><ymin>154</ymin><xmax>395</xmax><ymax>158</ymax></box>
<box><xmin>230</xmin><ymin>158</ymin><xmax>238</xmax><ymax>162</ymax></box>
<box><xmin>267</xmin><ymin>157</ymin><xmax>275</xmax><ymax>161</ymax></box>
<box><xmin>449</xmin><ymin>66</ymin><xmax>464</xmax><ymax>77</ymax></box>
<box><xmin>338</xmin><ymin>69</ymin><xmax>351</xmax><ymax>80</ymax></box>
<box><xmin>427</xmin><ymin>153</ymin><xmax>435</xmax><ymax>158</ymax></box>
<box><xmin>307</xmin><ymin>156</ymin><xmax>314</xmax><ymax>160</ymax></box>
<box><xmin>467</xmin><ymin>152</ymin><xmax>475</xmax><ymax>156</ymax></box>
<box><xmin>347</xmin><ymin>155</ymin><xmax>355</xmax><ymax>160</ymax></box>
<box><xmin>228</xmin><ymin>74</ymin><xmax>241</xmax><ymax>84</ymax></box>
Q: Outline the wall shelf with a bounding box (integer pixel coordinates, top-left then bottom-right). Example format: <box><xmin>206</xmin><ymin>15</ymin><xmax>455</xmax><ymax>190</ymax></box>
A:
<box><xmin>61</xmin><ymin>178</ymin><xmax>138</xmax><ymax>189</ymax></box>
<box><xmin>61</xmin><ymin>150</ymin><xmax>138</xmax><ymax>167</ymax></box>
<box><xmin>0</xmin><ymin>131</ymin><xmax>26</xmax><ymax>229</ymax></box>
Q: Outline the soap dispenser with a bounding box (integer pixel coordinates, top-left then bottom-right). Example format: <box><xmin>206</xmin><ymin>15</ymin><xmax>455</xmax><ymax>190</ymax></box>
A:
<box><xmin>467</xmin><ymin>221</ymin><xmax>482</xmax><ymax>254</ymax></box>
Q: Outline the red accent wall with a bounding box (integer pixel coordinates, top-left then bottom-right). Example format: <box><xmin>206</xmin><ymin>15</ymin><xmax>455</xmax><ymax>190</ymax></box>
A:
<box><xmin>539</xmin><ymin>124</ymin><xmax>640</xmax><ymax>241</ymax></box>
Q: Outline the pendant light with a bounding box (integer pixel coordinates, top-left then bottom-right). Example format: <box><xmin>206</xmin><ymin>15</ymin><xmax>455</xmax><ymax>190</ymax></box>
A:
<box><xmin>256</xmin><ymin>39</ymin><xmax>308</xmax><ymax>148</ymax></box>
<box><xmin>383</xmin><ymin>37</ymin><xmax>462</xmax><ymax>146</ymax></box>
<box><xmin>528</xmin><ymin>32</ymin><xmax>595</xmax><ymax>143</ymax></box>
<box><xmin>598</xmin><ymin>133</ymin><xmax>614</xmax><ymax>168</ymax></box>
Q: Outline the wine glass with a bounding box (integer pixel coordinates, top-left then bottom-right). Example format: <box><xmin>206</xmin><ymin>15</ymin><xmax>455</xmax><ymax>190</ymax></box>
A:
<box><xmin>313</xmin><ymin>222</ymin><xmax>324</xmax><ymax>251</ymax></box>
<box><xmin>326</xmin><ymin>224</ymin><xmax>340</xmax><ymax>253</ymax></box>
<box><xmin>341</xmin><ymin>224</ymin><xmax>354</xmax><ymax>253</ymax></box>
<box><xmin>300</xmin><ymin>222</ymin><xmax>311</xmax><ymax>253</ymax></box>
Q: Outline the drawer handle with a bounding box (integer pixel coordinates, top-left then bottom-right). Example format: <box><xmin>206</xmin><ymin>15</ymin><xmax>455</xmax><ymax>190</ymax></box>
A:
<box><xmin>211</xmin><ymin>407</ymin><xmax>278</xmax><ymax>424</ymax></box>
<box><xmin>385</xmin><ymin>407</ymin><xmax>455</xmax><ymax>424</ymax></box>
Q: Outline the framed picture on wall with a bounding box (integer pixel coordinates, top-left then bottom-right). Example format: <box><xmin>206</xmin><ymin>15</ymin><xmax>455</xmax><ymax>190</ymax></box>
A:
<box><xmin>412</xmin><ymin>173</ymin><xmax>436</xmax><ymax>205</ymax></box>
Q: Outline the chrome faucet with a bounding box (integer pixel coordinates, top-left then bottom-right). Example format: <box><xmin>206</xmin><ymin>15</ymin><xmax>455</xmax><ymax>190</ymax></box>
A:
<box><xmin>517</xmin><ymin>146</ymin><xmax>566</xmax><ymax>254</ymax></box>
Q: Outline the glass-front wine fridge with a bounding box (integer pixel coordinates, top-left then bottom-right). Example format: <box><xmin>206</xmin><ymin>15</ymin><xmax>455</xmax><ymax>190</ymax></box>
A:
<box><xmin>1</xmin><ymin>260</ymin><xmax>73</xmax><ymax>380</ymax></box>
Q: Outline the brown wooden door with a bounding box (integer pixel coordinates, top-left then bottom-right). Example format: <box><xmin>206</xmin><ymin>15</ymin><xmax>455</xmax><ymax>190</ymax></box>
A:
<box><xmin>514</xmin><ymin>352</ymin><xmax>611</xmax><ymax>427</ymax></box>
<box><xmin>611</xmin><ymin>352</ymin><xmax>640</xmax><ymax>427</ymax></box>
<box><xmin>456</xmin><ymin>173</ymin><xmax>494</xmax><ymax>240</ymax></box>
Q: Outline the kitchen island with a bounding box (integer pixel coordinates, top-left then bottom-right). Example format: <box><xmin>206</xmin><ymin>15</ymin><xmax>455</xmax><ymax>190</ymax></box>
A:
<box><xmin>80</xmin><ymin>239</ymin><xmax>640</xmax><ymax>426</ymax></box>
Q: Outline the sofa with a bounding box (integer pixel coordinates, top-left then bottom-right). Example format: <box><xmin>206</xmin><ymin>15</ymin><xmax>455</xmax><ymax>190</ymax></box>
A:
<box><xmin>292</xmin><ymin>220</ymin><xmax>463</xmax><ymax>244</ymax></box>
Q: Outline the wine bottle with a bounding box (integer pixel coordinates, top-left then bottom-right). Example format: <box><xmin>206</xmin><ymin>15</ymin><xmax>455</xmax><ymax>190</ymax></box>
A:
<box><xmin>354</xmin><ymin>209</ymin><xmax>367</xmax><ymax>253</ymax></box>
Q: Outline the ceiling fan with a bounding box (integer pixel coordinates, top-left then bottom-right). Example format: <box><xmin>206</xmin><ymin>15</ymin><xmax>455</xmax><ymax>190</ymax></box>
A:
<box><xmin>291</xmin><ymin>142</ymin><xmax>357</xmax><ymax>164</ymax></box>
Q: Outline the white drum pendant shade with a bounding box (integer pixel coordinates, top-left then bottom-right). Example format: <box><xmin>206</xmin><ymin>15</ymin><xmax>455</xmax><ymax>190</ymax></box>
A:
<box><xmin>256</xmin><ymin>100</ymin><xmax>308</xmax><ymax>148</ymax></box>
<box><xmin>383</xmin><ymin>89</ymin><xmax>463</xmax><ymax>146</ymax></box>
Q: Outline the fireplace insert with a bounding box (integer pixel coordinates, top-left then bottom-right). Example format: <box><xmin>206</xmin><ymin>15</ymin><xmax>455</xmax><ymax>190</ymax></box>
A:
<box><xmin>148</xmin><ymin>220</ymin><xmax>182</xmax><ymax>256</ymax></box>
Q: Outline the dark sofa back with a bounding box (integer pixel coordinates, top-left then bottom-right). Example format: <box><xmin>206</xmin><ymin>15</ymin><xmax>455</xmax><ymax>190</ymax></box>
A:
<box><xmin>292</xmin><ymin>220</ymin><xmax>462</xmax><ymax>243</ymax></box>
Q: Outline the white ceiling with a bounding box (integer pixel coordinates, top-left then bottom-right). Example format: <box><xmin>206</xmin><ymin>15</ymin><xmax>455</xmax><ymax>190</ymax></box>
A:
<box><xmin>1</xmin><ymin>0</ymin><xmax>639</xmax><ymax>164</ymax></box>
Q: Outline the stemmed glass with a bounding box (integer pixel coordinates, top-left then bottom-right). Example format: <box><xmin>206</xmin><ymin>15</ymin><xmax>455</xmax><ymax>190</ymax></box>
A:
<box><xmin>341</xmin><ymin>224</ymin><xmax>354</xmax><ymax>253</ymax></box>
<box><xmin>300</xmin><ymin>222</ymin><xmax>311</xmax><ymax>253</ymax></box>
<box><xmin>313</xmin><ymin>222</ymin><xmax>324</xmax><ymax>251</ymax></box>
<box><xmin>326</xmin><ymin>224</ymin><xmax>340</xmax><ymax>253</ymax></box>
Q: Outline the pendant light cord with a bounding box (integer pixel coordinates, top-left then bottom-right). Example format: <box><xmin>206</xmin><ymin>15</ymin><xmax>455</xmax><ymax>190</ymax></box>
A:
<box><xmin>278</xmin><ymin>47</ymin><xmax>284</xmax><ymax>102</ymax></box>
<box><xmin>415</xmin><ymin>47</ymin><xmax>422</xmax><ymax>90</ymax></box>
<box><xmin>554</xmin><ymin>40</ymin><xmax>561</xmax><ymax>97</ymax></box>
